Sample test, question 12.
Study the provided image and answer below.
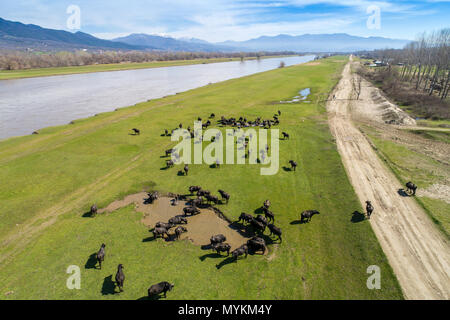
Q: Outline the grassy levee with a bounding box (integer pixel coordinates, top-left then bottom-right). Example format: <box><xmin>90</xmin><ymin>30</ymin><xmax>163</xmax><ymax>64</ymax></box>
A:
<box><xmin>0</xmin><ymin>56</ymin><xmax>403</xmax><ymax>299</ymax></box>
<box><xmin>0</xmin><ymin>55</ymin><xmax>290</xmax><ymax>80</ymax></box>
<box><xmin>363</xmin><ymin>128</ymin><xmax>450</xmax><ymax>237</ymax></box>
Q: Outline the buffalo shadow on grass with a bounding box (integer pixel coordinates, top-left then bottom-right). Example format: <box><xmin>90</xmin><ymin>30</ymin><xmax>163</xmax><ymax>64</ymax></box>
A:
<box><xmin>397</xmin><ymin>188</ymin><xmax>409</xmax><ymax>197</ymax></box>
<box><xmin>85</xmin><ymin>253</ymin><xmax>98</xmax><ymax>269</ymax></box>
<box><xmin>101</xmin><ymin>275</ymin><xmax>116</xmax><ymax>295</ymax></box>
<box><xmin>199</xmin><ymin>252</ymin><xmax>223</xmax><ymax>261</ymax></box>
<box><xmin>282</xmin><ymin>166</ymin><xmax>293</xmax><ymax>172</ymax></box>
<box><xmin>82</xmin><ymin>211</ymin><xmax>95</xmax><ymax>218</ymax></box>
<box><xmin>351</xmin><ymin>211</ymin><xmax>366</xmax><ymax>223</ymax></box>
<box><xmin>137</xmin><ymin>294</ymin><xmax>163</xmax><ymax>301</ymax></box>
<box><xmin>216</xmin><ymin>256</ymin><xmax>236</xmax><ymax>269</ymax></box>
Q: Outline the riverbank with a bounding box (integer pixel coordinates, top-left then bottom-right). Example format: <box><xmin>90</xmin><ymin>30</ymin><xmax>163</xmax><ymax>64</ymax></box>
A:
<box><xmin>0</xmin><ymin>56</ymin><xmax>403</xmax><ymax>299</ymax></box>
<box><xmin>0</xmin><ymin>55</ymin><xmax>295</xmax><ymax>80</ymax></box>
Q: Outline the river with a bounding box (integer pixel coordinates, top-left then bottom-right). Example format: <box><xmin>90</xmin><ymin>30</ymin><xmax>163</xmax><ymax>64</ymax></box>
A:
<box><xmin>0</xmin><ymin>55</ymin><xmax>315</xmax><ymax>140</ymax></box>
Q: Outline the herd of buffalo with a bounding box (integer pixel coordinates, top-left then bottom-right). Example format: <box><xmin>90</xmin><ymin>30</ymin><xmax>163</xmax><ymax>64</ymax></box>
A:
<box><xmin>92</xmin><ymin>112</ymin><xmax>419</xmax><ymax>299</ymax></box>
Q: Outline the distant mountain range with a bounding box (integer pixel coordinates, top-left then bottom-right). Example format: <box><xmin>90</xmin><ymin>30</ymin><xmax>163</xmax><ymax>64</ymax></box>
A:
<box><xmin>113</xmin><ymin>33</ymin><xmax>237</xmax><ymax>52</ymax></box>
<box><xmin>217</xmin><ymin>33</ymin><xmax>410</xmax><ymax>52</ymax></box>
<box><xmin>0</xmin><ymin>17</ymin><xmax>145</xmax><ymax>51</ymax></box>
<box><xmin>0</xmin><ymin>17</ymin><xmax>411</xmax><ymax>52</ymax></box>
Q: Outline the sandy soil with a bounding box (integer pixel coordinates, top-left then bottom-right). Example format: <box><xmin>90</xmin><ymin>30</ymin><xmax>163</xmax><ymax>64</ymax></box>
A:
<box><xmin>350</xmin><ymin>75</ymin><xmax>416</xmax><ymax>126</ymax></box>
<box><xmin>99</xmin><ymin>193</ymin><xmax>250</xmax><ymax>250</ymax></box>
<box><xmin>327</xmin><ymin>56</ymin><xmax>450</xmax><ymax>300</ymax></box>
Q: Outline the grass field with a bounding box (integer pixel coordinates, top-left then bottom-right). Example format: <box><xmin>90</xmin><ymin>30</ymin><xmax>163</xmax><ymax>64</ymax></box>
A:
<box><xmin>0</xmin><ymin>55</ymin><xmax>289</xmax><ymax>80</ymax></box>
<box><xmin>364</xmin><ymin>127</ymin><xmax>450</xmax><ymax>237</ymax></box>
<box><xmin>0</xmin><ymin>56</ymin><xmax>403</xmax><ymax>299</ymax></box>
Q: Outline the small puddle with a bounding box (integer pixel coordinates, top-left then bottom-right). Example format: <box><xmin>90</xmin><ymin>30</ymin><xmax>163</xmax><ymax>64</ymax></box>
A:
<box><xmin>279</xmin><ymin>88</ymin><xmax>310</xmax><ymax>103</ymax></box>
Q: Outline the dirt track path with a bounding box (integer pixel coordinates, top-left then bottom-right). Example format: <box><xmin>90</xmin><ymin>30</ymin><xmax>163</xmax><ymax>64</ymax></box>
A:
<box><xmin>327</xmin><ymin>57</ymin><xmax>450</xmax><ymax>300</ymax></box>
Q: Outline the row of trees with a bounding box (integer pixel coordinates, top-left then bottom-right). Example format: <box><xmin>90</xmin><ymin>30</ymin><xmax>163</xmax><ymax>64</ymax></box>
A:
<box><xmin>362</xmin><ymin>28</ymin><xmax>449</xmax><ymax>100</ymax></box>
<box><xmin>0</xmin><ymin>50</ymin><xmax>296</xmax><ymax>71</ymax></box>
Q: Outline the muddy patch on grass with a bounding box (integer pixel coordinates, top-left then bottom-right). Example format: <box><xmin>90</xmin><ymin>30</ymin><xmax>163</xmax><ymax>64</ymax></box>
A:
<box><xmin>98</xmin><ymin>193</ymin><xmax>251</xmax><ymax>250</ymax></box>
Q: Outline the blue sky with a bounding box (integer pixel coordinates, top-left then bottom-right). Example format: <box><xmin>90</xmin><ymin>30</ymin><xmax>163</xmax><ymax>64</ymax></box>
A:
<box><xmin>1</xmin><ymin>0</ymin><xmax>449</xmax><ymax>42</ymax></box>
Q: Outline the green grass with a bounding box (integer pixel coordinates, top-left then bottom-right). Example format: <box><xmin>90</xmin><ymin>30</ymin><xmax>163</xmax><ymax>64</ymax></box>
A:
<box><xmin>365</xmin><ymin>129</ymin><xmax>450</xmax><ymax>237</ymax></box>
<box><xmin>0</xmin><ymin>56</ymin><xmax>403</xmax><ymax>299</ymax></box>
<box><xmin>0</xmin><ymin>55</ymin><xmax>290</xmax><ymax>80</ymax></box>
<box><xmin>416</xmin><ymin>119</ymin><xmax>450</xmax><ymax>128</ymax></box>
<box><xmin>406</xmin><ymin>129</ymin><xmax>450</xmax><ymax>144</ymax></box>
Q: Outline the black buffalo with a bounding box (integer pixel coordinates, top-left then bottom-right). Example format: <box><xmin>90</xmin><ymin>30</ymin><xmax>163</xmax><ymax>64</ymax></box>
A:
<box><xmin>115</xmin><ymin>264</ymin><xmax>125</xmax><ymax>292</ymax></box>
<box><xmin>366</xmin><ymin>201</ymin><xmax>374</xmax><ymax>219</ymax></box>
<box><xmin>153</xmin><ymin>227</ymin><xmax>169</xmax><ymax>239</ymax></box>
<box><xmin>183</xmin><ymin>206</ymin><xmax>200</xmax><ymax>216</ymax></box>
<box><xmin>96</xmin><ymin>243</ymin><xmax>106</xmax><ymax>269</ymax></box>
<box><xmin>268</xmin><ymin>224</ymin><xmax>282</xmax><ymax>242</ymax></box>
<box><xmin>232</xmin><ymin>244</ymin><xmax>248</xmax><ymax>260</ymax></box>
<box><xmin>405</xmin><ymin>181</ymin><xmax>417</xmax><ymax>195</ymax></box>
<box><xmin>169</xmin><ymin>216</ymin><xmax>187</xmax><ymax>225</ymax></box>
<box><xmin>175</xmin><ymin>226</ymin><xmax>187</xmax><ymax>239</ymax></box>
<box><xmin>238</xmin><ymin>212</ymin><xmax>253</xmax><ymax>224</ymax></box>
<box><xmin>210</xmin><ymin>234</ymin><xmax>226</xmax><ymax>246</ymax></box>
<box><xmin>213</xmin><ymin>242</ymin><xmax>231</xmax><ymax>256</ymax></box>
<box><xmin>218</xmin><ymin>189</ymin><xmax>230</xmax><ymax>203</ymax></box>
<box><xmin>300</xmin><ymin>210</ymin><xmax>320</xmax><ymax>223</ymax></box>
<box><xmin>247</xmin><ymin>237</ymin><xmax>266</xmax><ymax>254</ymax></box>
<box><xmin>148</xmin><ymin>281</ymin><xmax>174</xmax><ymax>298</ymax></box>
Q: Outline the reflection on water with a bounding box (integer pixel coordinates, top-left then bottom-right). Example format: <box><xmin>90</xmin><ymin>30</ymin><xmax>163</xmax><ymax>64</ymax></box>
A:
<box><xmin>279</xmin><ymin>87</ymin><xmax>311</xmax><ymax>103</ymax></box>
<box><xmin>0</xmin><ymin>55</ymin><xmax>315</xmax><ymax>140</ymax></box>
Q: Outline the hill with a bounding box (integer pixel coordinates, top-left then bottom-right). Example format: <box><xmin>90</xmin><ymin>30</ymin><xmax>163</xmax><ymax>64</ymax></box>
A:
<box><xmin>217</xmin><ymin>33</ymin><xmax>410</xmax><ymax>52</ymax></box>
<box><xmin>0</xmin><ymin>17</ymin><xmax>147</xmax><ymax>51</ymax></box>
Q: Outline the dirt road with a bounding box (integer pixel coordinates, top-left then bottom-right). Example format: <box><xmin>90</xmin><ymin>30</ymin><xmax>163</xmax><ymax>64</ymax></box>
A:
<box><xmin>327</xmin><ymin>57</ymin><xmax>450</xmax><ymax>299</ymax></box>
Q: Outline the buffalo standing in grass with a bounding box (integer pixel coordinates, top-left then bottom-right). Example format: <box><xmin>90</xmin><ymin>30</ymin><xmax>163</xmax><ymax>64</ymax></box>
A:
<box><xmin>232</xmin><ymin>244</ymin><xmax>248</xmax><ymax>260</ymax></box>
<box><xmin>153</xmin><ymin>227</ymin><xmax>169</xmax><ymax>239</ymax></box>
<box><xmin>206</xmin><ymin>194</ymin><xmax>219</xmax><ymax>205</ymax></box>
<box><xmin>366</xmin><ymin>201</ymin><xmax>374</xmax><ymax>219</ymax></box>
<box><xmin>165</xmin><ymin>148</ymin><xmax>174</xmax><ymax>157</ymax></box>
<box><xmin>247</xmin><ymin>236</ymin><xmax>266</xmax><ymax>254</ymax></box>
<box><xmin>148</xmin><ymin>281</ymin><xmax>174</xmax><ymax>298</ymax></box>
<box><xmin>263</xmin><ymin>199</ymin><xmax>271</xmax><ymax>209</ymax></box>
<box><xmin>406</xmin><ymin>181</ymin><xmax>417</xmax><ymax>195</ymax></box>
<box><xmin>184</xmin><ymin>165</ymin><xmax>189</xmax><ymax>176</ymax></box>
<box><xmin>289</xmin><ymin>160</ymin><xmax>297</xmax><ymax>171</ymax></box>
<box><xmin>115</xmin><ymin>264</ymin><xmax>125</xmax><ymax>292</ymax></box>
<box><xmin>166</xmin><ymin>159</ymin><xmax>174</xmax><ymax>168</ymax></box>
<box><xmin>174</xmin><ymin>226</ymin><xmax>187</xmax><ymax>239</ymax></box>
<box><xmin>213</xmin><ymin>242</ymin><xmax>231</xmax><ymax>256</ymax></box>
<box><xmin>262</xmin><ymin>207</ymin><xmax>275</xmax><ymax>223</ymax></box>
<box><xmin>218</xmin><ymin>190</ymin><xmax>230</xmax><ymax>203</ymax></box>
<box><xmin>96</xmin><ymin>243</ymin><xmax>106</xmax><ymax>269</ymax></box>
<box><xmin>268</xmin><ymin>224</ymin><xmax>282</xmax><ymax>242</ymax></box>
<box><xmin>250</xmin><ymin>217</ymin><xmax>266</xmax><ymax>233</ymax></box>
<box><xmin>300</xmin><ymin>210</ymin><xmax>320</xmax><ymax>223</ymax></box>
<box><xmin>90</xmin><ymin>204</ymin><xmax>98</xmax><ymax>217</ymax></box>
<box><xmin>132</xmin><ymin>128</ymin><xmax>140</xmax><ymax>135</ymax></box>
<box><xmin>189</xmin><ymin>186</ymin><xmax>201</xmax><ymax>194</ymax></box>
<box><xmin>238</xmin><ymin>212</ymin><xmax>253</xmax><ymax>224</ymax></box>
<box><xmin>255</xmin><ymin>214</ymin><xmax>268</xmax><ymax>226</ymax></box>
<box><xmin>282</xmin><ymin>132</ymin><xmax>289</xmax><ymax>139</ymax></box>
